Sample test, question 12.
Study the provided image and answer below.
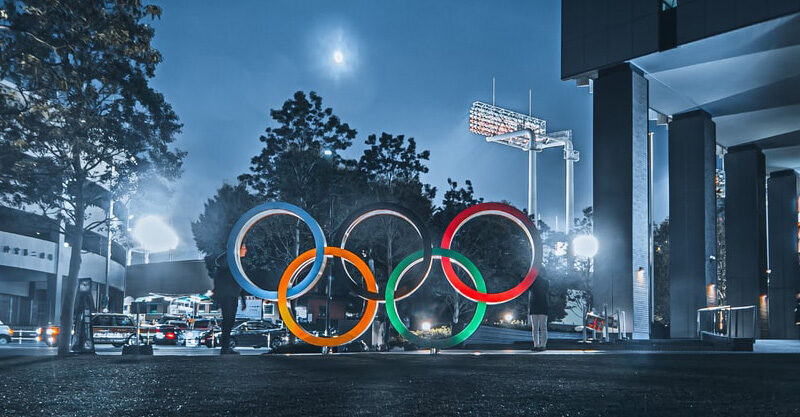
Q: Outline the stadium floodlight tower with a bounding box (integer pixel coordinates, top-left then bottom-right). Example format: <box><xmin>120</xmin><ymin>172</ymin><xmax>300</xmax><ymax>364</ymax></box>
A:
<box><xmin>469</xmin><ymin>101</ymin><xmax>580</xmax><ymax>233</ymax></box>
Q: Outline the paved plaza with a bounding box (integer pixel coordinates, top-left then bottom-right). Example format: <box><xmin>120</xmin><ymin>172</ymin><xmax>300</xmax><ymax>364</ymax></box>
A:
<box><xmin>1</xmin><ymin>350</ymin><xmax>798</xmax><ymax>416</ymax></box>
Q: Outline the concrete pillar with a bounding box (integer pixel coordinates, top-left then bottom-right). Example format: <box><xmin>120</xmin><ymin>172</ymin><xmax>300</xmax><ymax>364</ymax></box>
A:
<box><xmin>724</xmin><ymin>144</ymin><xmax>767</xmax><ymax>337</ymax></box>
<box><xmin>767</xmin><ymin>169</ymin><xmax>800</xmax><ymax>339</ymax></box>
<box><xmin>668</xmin><ymin>110</ymin><xmax>717</xmax><ymax>338</ymax></box>
<box><xmin>592</xmin><ymin>63</ymin><xmax>650</xmax><ymax>339</ymax></box>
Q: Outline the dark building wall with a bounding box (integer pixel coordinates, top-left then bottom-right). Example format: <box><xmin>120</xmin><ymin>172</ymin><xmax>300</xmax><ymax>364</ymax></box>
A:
<box><xmin>724</xmin><ymin>145</ymin><xmax>767</xmax><ymax>335</ymax></box>
<box><xmin>126</xmin><ymin>260</ymin><xmax>212</xmax><ymax>298</ymax></box>
<box><xmin>562</xmin><ymin>0</ymin><xmax>660</xmax><ymax>79</ymax></box>
<box><xmin>668</xmin><ymin>110</ymin><xmax>717</xmax><ymax>338</ymax></box>
<box><xmin>561</xmin><ymin>0</ymin><xmax>800</xmax><ymax>79</ymax></box>
<box><xmin>592</xmin><ymin>63</ymin><xmax>650</xmax><ymax>337</ymax></box>
<box><xmin>677</xmin><ymin>0</ymin><xmax>800</xmax><ymax>45</ymax></box>
<box><xmin>767</xmin><ymin>170</ymin><xmax>800</xmax><ymax>339</ymax></box>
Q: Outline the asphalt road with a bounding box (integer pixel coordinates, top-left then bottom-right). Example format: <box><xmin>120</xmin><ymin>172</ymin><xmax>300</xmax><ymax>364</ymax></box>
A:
<box><xmin>1</xmin><ymin>352</ymin><xmax>798</xmax><ymax>416</ymax></box>
<box><xmin>0</xmin><ymin>342</ymin><xmax>271</xmax><ymax>356</ymax></box>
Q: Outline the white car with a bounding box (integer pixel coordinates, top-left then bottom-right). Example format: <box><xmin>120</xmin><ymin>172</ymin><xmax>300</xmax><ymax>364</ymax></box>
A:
<box><xmin>0</xmin><ymin>319</ymin><xmax>12</xmax><ymax>345</ymax></box>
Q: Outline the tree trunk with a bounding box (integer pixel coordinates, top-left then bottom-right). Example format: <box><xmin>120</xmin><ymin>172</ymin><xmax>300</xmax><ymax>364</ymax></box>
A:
<box><xmin>57</xmin><ymin>205</ymin><xmax>85</xmax><ymax>355</ymax></box>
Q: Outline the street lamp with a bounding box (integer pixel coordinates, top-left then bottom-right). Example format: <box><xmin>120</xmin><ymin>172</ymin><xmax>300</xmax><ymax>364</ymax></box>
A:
<box><xmin>572</xmin><ymin>235</ymin><xmax>599</xmax><ymax>258</ymax></box>
<box><xmin>132</xmin><ymin>215</ymin><xmax>179</xmax><ymax>253</ymax></box>
<box><xmin>322</xmin><ymin>146</ymin><xmax>334</xmax><ymax>343</ymax></box>
<box><xmin>504</xmin><ymin>312</ymin><xmax>514</xmax><ymax>322</ymax></box>
<box><xmin>571</xmin><ymin>234</ymin><xmax>598</xmax><ymax>344</ymax></box>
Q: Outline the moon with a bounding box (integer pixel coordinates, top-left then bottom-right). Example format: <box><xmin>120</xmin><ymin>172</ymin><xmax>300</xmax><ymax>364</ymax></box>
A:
<box><xmin>332</xmin><ymin>50</ymin><xmax>344</xmax><ymax>64</ymax></box>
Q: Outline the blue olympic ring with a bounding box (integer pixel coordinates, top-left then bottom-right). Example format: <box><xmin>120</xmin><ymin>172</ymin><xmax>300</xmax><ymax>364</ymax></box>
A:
<box><xmin>226</xmin><ymin>202</ymin><xmax>327</xmax><ymax>301</ymax></box>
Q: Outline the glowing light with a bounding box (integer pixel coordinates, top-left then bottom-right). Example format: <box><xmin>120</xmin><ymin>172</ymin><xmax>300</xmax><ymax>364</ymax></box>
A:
<box><xmin>132</xmin><ymin>215</ymin><xmax>179</xmax><ymax>253</ymax></box>
<box><xmin>706</xmin><ymin>283</ymin><xmax>717</xmax><ymax>306</ymax></box>
<box><xmin>323</xmin><ymin>149</ymin><xmax>333</xmax><ymax>156</ymax></box>
<box><xmin>421</xmin><ymin>322</ymin><xmax>431</xmax><ymax>332</ymax></box>
<box><xmin>554</xmin><ymin>241</ymin><xmax>568</xmax><ymax>257</ymax></box>
<box><xmin>314</xmin><ymin>27</ymin><xmax>357</xmax><ymax>79</ymax></box>
<box><xmin>572</xmin><ymin>235</ymin><xmax>599</xmax><ymax>258</ymax></box>
<box><xmin>504</xmin><ymin>313</ymin><xmax>514</xmax><ymax>322</ymax></box>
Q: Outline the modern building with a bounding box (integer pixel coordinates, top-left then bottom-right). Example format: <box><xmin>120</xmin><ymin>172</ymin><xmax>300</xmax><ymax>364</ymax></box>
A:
<box><xmin>562</xmin><ymin>0</ymin><xmax>800</xmax><ymax>339</ymax></box>
<box><xmin>0</xmin><ymin>205</ymin><xmax>126</xmax><ymax>327</ymax></box>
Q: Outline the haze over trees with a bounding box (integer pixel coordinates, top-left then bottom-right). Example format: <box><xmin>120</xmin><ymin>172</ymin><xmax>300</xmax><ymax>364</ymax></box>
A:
<box><xmin>0</xmin><ymin>0</ymin><xmax>185</xmax><ymax>354</ymax></box>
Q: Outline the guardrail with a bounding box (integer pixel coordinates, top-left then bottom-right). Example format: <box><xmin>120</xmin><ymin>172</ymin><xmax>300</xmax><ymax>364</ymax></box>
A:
<box><xmin>11</xmin><ymin>328</ymin><xmax>40</xmax><ymax>344</ymax></box>
<box><xmin>696</xmin><ymin>305</ymin><xmax>757</xmax><ymax>340</ymax></box>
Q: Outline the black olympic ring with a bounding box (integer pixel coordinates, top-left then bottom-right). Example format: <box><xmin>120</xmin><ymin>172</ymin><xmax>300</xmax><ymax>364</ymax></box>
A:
<box><xmin>334</xmin><ymin>202</ymin><xmax>433</xmax><ymax>302</ymax></box>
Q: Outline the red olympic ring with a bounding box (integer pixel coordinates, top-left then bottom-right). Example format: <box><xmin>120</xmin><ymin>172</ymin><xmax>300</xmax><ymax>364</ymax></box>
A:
<box><xmin>440</xmin><ymin>202</ymin><xmax>541</xmax><ymax>304</ymax></box>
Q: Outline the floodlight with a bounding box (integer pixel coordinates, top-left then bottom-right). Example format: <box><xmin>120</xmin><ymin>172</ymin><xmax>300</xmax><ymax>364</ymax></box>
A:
<box><xmin>572</xmin><ymin>235</ymin><xmax>599</xmax><ymax>258</ymax></box>
<box><xmin>132</xmin><ymin>215</ymin><xmax>179</xmax><ymax>253</ymax></box>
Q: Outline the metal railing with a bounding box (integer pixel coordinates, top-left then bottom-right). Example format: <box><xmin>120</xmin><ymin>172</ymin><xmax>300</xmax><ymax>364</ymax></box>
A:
<box><xmin>8</xmin><ymin>328</ymin><xmax>39</xmax><ymax>344</ymax></box>
<box><xmin>696</xmin><ymin>305</ymin><xmax>756</xmax><ymax>340</ymax></box>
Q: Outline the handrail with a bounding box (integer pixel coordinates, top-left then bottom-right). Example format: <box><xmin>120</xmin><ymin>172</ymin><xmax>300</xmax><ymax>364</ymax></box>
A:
<box><xmin>696</xmin><ymin>305</ymin><xmax>756</xmax><ymax>340</ymax></box>
<box><xmin>698</xmin><ymin>305</ymin><xmax>755</xmax><ymax>312</ymax></box>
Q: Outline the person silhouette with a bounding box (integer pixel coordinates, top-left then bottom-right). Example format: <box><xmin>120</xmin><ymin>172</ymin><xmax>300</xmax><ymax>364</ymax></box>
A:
<box><xmin>212</xmin><ymin>243</ymin><xmax>247</xmax><ymax>354</ymax></box>
<box><xmin>528</xmin><ymin>267</ymin><xmax>549</xmax><ymax>352</ymax></box>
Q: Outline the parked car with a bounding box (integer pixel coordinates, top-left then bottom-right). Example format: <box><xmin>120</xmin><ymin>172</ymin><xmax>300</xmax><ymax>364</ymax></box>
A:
<box><xmin>90</xmin><ymin>313</ymin><xmax>137</xmax><ymax>347</ymax></box>
<box><xmin>138</xmin><ymin>323</ymin><xmax>183</xmax><ymax>345</ymax></box>
<box><xmin>37</xmin><ymin>314</ymin><xmax>137</xmax><ymax>347</ymax></box>
<box><xmin>0</xmin><ymin>319</ymin><xmax>12</xmax><ymax>345</ymax></box>
<box><xmin>200</xmin><ymin>320</ymin><xmax>286</xmax><ymax>349</ymax></box>
<box><xmin>184</xmin><ymin>318</ymin><xmax>219</xmax><ymax>347</ymax></box>
<box><xmin>37</xmin><ymin>325</ymin><xmax>60</xmax><ymax>346</ymax></box>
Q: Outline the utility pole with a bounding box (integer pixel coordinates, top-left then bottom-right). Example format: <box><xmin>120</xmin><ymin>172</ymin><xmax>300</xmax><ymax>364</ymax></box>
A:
<box><xmin>103</xmin><ymin>164</ymin><xmax>115</xmax><ymax>312</ymax></box>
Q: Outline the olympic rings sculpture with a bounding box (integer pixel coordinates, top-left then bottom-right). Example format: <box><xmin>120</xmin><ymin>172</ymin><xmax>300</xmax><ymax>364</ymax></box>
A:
<box><xmin>227</xmin><ymin>201</ymin><xmax>542</xmax><ymax>349</ymax></box>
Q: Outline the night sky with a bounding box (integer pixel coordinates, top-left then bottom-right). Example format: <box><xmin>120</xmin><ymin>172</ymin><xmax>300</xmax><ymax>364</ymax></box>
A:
<box><xmin>145</xmin><ymin>0</ymin><xmax>669</xmax><ymax>259</ymax></box>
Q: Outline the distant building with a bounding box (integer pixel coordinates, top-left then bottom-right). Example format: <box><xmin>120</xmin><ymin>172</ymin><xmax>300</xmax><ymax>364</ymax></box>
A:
<box><xmin>0</xmin><ymin>205</ymin><xmax>126</xmax><ymax>327</ymax></box>
<box><xmin>125</xmin><ymin>259</ymin><xmax>213</xmax><ymax>299</ymax></box>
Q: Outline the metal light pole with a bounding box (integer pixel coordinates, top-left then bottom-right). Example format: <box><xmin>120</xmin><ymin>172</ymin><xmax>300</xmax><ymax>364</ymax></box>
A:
<box><xmin>104</xmin><ymin>197</ymin><xmax>114</xmax><ymax>312</ymax></box>
<box><xmin>325</xmin><ymin>197</ymin><xmax>333</xmax><ymax>338</ymax></box>
<box><xmin>322</xmin><ymin>148</ymin><xmax>334</xmax><ymax>343</ymax></box>
<box><xmin>528</xmin><ymin>148</ymin><xmax>537</xmax><ymax>219</ymax></box>
<box><xmin>103</xmin><ymin>164</ymin><xmax>116</xmax><ymax>312</ymax></box>
<box><xmin>469</xmin><ymin>102</ymin><xmax>579</xmax><ymax>232</ymax></box>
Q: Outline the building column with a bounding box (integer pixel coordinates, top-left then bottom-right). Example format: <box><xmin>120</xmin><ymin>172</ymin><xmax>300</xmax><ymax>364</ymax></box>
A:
<box><xmin>724</xmin><ymin>144</ymin><xmax>767</xmax><ymax>337</ymax></box>
<box><xmin>593</xmin><ymin>63</ymin><xmax>650</xmax><ymax>339</ymax></box>
<box><xmin>767</xmin><ymin>170</ymin><xmax>800</xmax><ymax>339</ymax></box>
<box><xmin>668</xmin><ymin>110</ymin><xmax>717</xmax><ymax>338</ymax></box>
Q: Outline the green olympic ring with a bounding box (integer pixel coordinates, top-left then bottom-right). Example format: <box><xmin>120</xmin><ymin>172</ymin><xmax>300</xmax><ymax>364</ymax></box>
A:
<box><xmin>385</xmin><ymin>247</ymin><xmax>487</xmax><ymax>349</ymax></box>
